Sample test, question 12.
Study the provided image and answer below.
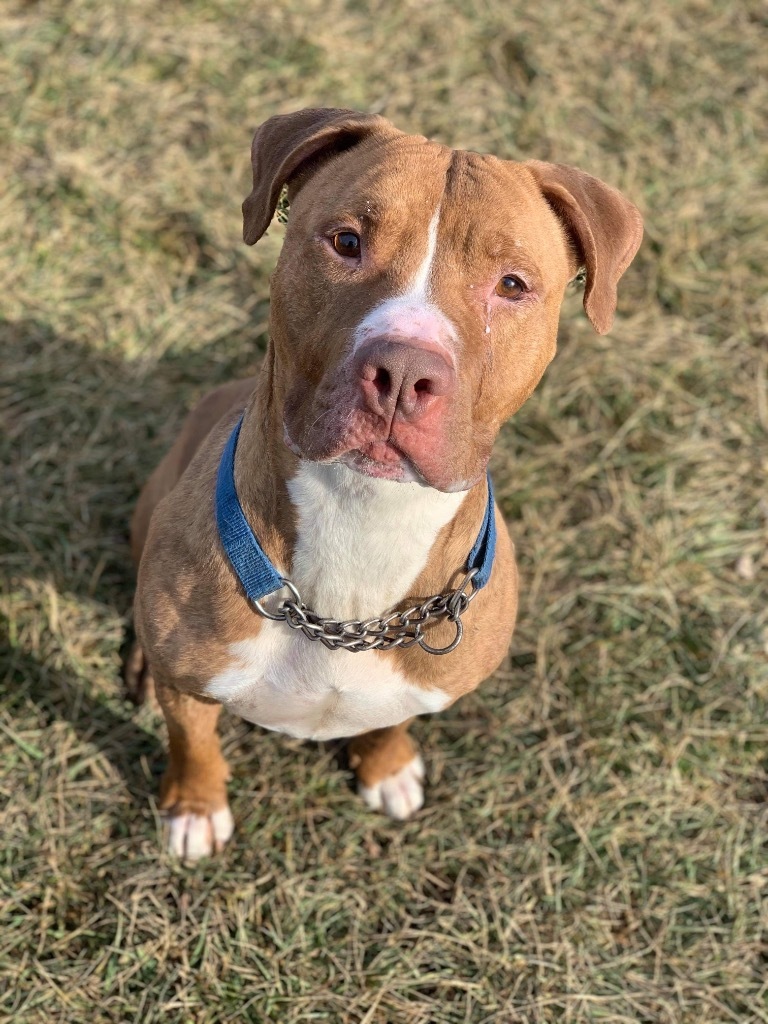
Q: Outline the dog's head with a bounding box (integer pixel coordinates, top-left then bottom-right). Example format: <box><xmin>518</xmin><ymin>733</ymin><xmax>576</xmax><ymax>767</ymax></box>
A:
<box><xmin>243</xmin><ymin>108</ymin><xmax>643</xmax><ymax>492</ymax></box>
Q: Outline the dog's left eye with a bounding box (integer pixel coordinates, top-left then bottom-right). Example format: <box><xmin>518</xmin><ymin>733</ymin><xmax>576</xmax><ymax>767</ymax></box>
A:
<box><xmin>495</xmin><ymin>275</ymin><xmax>526</xmax><ymax>299</ymax></box>
<box><xmin>332</xmin><ymin>232</ymin><xmax>361</xmax><ymax>258</ymax></box>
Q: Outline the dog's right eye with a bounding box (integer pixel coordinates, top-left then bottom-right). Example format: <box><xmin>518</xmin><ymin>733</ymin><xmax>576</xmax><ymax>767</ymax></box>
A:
<box><xmin>332</xmin><ymin>231</ymin><xmax>361</xmax><ymax>258</ymax></box>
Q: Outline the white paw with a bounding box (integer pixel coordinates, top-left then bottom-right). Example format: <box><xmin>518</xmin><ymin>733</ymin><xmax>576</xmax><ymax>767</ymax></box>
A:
<box><xmin>166</xmin><ymin>806</ymin><xmax>234</xmax><ymax>860</ymax></box>
<box><xmin>358</xmin><ymin>755</ymin><xmax>425</xmax><ymax>820</ymax></box>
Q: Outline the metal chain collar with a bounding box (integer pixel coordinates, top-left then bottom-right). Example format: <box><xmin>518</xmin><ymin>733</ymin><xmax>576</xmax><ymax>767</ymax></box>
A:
<box><xmin>252</xmin><ymin>567</ymin><xmax>479</xmax><ymax>655</ymax></box>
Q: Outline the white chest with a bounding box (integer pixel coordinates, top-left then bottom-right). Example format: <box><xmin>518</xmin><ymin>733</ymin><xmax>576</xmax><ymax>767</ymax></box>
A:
<box><xmin>205</xmin><ymin>628</ymin><xmax>449</xmax><ymax>740</ymax></box>
<box><xmin>204</xmin><ymin>462</ymin><xmax>463</xmax><ymax>740</ymax></box>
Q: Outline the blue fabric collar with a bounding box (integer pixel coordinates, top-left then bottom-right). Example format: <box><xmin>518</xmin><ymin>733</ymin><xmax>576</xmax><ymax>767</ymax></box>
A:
<box><xmin>215</xmin><ymin>414</ymin><xmax>496</xmax><ymax>603</ymax></box>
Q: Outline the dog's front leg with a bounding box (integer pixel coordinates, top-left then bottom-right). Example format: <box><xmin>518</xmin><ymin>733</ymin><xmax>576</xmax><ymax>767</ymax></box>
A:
<box><xmin>155</xmin><ymin>679</ymin><xmax>234</xmax><ymax>859</ymax></box>
<box><xmin>348</xmin><ymin>721</ymin><xmax>425</xmax><ymax>821</ymax></box>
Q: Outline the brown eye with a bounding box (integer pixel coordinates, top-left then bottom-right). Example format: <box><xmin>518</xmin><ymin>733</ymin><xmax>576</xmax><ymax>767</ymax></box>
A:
<box><xmin>332</xmin><ymin>231</ymin><xmax>361</xmax><ymax>258</ymax></box>
<box><xmin>495</xmin><ymin>275</ymin><xmax>525</xmax><ymax>299</ymax></box>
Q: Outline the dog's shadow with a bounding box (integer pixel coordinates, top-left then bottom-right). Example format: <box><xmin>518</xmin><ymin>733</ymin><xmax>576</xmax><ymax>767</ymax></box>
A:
<box><xmin>1</xmin><ymin>640</ymin><xmax>162</xmax><ymax>801</ymax></box>
<box><xmin>0</xmin><ymin>316</ymin><xmax>265</xmax><ymax>797</ymax></box>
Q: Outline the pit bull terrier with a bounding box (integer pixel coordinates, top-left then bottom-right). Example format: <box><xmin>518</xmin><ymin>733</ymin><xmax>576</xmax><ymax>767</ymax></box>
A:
<box><xmin>128</xmin><ymin>107</ymin><xmax>642</xmax><ymax>859</ymax></box>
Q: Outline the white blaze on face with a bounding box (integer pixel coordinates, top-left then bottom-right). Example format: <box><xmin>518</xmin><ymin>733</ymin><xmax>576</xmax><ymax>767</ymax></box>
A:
<box><xmin>352</xmin><ymin>204</ymin><xmax>458</xmax><ymax>363</ymax></box>
<box><xmin>411</xmin><ymin>205</ymin><xmax>441</xmax><ymax>296</ymax></box>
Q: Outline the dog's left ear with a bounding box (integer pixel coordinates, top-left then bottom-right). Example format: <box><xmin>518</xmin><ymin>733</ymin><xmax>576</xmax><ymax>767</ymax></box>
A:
<box><xmin>243</xmin><ymin>108</ymin><xmax>394</xmax><ymax>245</ymax></box>
<box><xmin>526</xmin><ymin>161</ymin><xmax>643</xmax><ymax>334</ymax></box>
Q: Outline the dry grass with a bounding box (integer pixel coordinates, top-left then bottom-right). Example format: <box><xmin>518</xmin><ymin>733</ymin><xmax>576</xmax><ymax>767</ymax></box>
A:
<box><xmin>2</xmin><ymin>0</ymin><xmax>767</xmax><ymax>1021</ymax></box>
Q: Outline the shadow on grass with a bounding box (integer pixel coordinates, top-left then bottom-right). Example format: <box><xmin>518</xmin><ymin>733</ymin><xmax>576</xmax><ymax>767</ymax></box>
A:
<box><xmin>0</xmin><ymin>315</ymin><xmax>263</xmax><ymax>796</ymax></box>
<box><xmin>0</xmin><ymin>637</ymin><xmax>162</xmax><ymax>801</ymax></box>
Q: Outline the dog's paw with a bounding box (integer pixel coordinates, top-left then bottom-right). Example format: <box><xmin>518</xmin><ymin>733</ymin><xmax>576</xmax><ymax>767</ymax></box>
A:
<box><xmin>358</xmin><ymin>755</ymin><xmax>425</xmax><ymax>820</ymax></box>
<box><xmin>165</xmin><ymin>806</ymin><xmax>234</xmax><ymax>860</ymax></box>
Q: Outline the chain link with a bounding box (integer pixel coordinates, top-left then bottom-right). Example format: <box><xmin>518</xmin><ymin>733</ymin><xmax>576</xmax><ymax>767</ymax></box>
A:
<box><xmin>252</xmin><ymin>567</ymin><xmax>479</xmax><ymax>655</ymax></box>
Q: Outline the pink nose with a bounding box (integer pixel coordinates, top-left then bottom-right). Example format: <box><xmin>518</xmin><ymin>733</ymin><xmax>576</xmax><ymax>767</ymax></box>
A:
<box><xmin>354</xmin><ymin>340</ymin><xmax>455</xmax><ymax>422</ymax></box>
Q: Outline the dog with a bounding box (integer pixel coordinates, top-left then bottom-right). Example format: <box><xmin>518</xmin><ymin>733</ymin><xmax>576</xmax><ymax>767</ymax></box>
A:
<box><xmin>128</xmin><ymin>107</ymin><xmax>643</xmax><ymax>859</ymax></box>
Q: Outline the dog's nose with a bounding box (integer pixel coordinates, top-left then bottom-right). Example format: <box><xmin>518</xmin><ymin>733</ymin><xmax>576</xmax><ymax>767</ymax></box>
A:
<box><xmin>354</xmin><ymin>340</ymin><xmax>455</xmax><ymax>422</ymax></box>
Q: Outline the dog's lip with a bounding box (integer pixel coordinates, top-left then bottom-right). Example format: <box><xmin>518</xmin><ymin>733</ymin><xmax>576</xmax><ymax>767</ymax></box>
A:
<box><xmin>283</xmin><ymin>421</ymin><xmax>478</xmax><ymax>490</ymax></box>
<box><xmin>284</xmin><ymin>421</ymin><xmax>417</xmax><ymax>478</ymax></box>
<box><xmin>338</xmin><ymin>443</ymin><xmax>422</xmax><ymax>483</ymax></box>
<box><xmin>283</xmin><ymin>423</ymin><xmax>305</xmax><ymax>457</ymax></box>
<box><xmin>355</xmin><ymin>438</ymin><xmax>406</xmax><ymax>466</ymax></box>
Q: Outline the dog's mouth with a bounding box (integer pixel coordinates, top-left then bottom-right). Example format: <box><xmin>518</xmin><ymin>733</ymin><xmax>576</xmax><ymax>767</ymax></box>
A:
<box><xmin>284</xmin><ymin>422</ymin><xmax>421</xmax><ymax>482</ymax></box>
<box><xmin>283</xmin><ymin>416</ymin><xmax>481</xmax><ymax>492</ymax></box>
<box><xmin>337</xmin><ymin>441</ymin><xmax>423</xmax><ymax>483</ymax></box>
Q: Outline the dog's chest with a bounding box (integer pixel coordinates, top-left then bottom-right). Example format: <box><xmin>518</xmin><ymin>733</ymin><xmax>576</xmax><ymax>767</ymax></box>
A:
<box><xmin>204</xmin><ymin>627</ymin><xmax>449</xmax><ymax>741</ymax></box>
<box><xmin>204</xmin><ymin>462</ymin><xmax>463</xmax><ymax>740</ymax></box>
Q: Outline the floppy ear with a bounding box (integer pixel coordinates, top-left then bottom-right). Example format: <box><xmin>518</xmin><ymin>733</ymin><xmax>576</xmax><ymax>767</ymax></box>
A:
<box><xmin>242</xmin><ymin>108</ymin><xmax>393</xmax><ymax>245</ymax></box>
<box><xmin>526</xmin><ymin>161</ymin><xmax>643</xmax><ymax>334</ymax></box>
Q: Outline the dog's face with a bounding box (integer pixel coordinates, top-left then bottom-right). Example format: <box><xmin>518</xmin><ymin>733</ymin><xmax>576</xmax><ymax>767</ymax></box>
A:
<box><xmin>243</xmin><ymin>109</ymin><xmax>642</xmax><ymax>492</ymax></box>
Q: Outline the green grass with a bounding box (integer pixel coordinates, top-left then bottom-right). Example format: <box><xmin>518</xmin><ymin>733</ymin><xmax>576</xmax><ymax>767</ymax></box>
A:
<box><xmin>1</xmin><ymin>0</ymin><xmax>767</xmax><ymax>1021</ymax></box>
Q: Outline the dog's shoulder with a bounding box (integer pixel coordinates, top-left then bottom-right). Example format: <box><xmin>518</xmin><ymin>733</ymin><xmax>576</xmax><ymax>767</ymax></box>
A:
<box><xmin>133</xmin><ymin>380</ymin><xmax>261</xmax><ymax>687</ymax></box>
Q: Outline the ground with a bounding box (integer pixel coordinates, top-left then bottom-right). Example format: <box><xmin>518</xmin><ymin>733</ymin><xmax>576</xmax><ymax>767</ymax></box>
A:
<box><xmin>1</xmin><ymin>1</ymin><xmax>767</xmax><ymax>1021</ymax></box>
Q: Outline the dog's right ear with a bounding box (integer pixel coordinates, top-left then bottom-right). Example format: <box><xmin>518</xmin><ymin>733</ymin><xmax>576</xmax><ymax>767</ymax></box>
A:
<box><xmin>242</xmin><ymin>108</ymin><xmax>392</xmax><ymax>245</ymax></box>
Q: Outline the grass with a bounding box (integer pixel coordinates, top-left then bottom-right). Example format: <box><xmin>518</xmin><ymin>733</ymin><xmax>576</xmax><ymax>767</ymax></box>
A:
<box><xmin>1</xmin><ymin>0</ymin><xmax>767</xmax><ymax>1020</ymax></box>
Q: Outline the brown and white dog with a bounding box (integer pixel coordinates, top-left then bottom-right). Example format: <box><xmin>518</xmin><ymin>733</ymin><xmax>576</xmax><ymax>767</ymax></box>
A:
<box><xmin>129</xmin><ymin>108</ymin><xmax>642</xmax><ymax>859</ymax></box>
